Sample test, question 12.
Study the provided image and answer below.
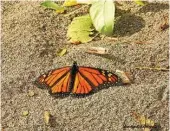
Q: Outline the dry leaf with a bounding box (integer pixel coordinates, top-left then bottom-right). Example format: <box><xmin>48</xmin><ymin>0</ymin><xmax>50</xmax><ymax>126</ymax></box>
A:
<box><xmin>160</xmin><ymin>23</ymin><xmax>169</xmax><ymax>31</ymax></box>
<box><xmin>160</xmin><ymin>15</ymin><xmax>169</xmax><ymax>31</ymax></box>
<box><xmin>115</xmin><ymin>70</ymin><xmax>131</xmax><ymax>84</ymax></box>
<box><xmin>69</xmin><ymin>41</ymin><xmax>81</xmax><ymax>45</ymax></box>
<box><xmin>86</xmin><ymin>47</ymin><xmax>109</xmax><ymax>55</ymax></box>
<box><xmin>44</xmin><ymin>111</ymin><xmax>51</xmax><ymax>125</ymax></box>
<box><xmin>134</xmin><ymin>41</ymin><xmax>152</xmax><ymax>44</ymax></box>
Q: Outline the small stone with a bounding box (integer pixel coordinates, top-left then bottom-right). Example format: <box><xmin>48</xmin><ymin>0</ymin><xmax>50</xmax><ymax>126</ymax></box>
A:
<box><xmin>28</xmin><ymin>90</ymin><xmax>35</xmax><ymax>97</ymax></box>
<box><xmin>162</xmin><ymin>87</ymin><xmax>168</xmax><ymax>101</ymax></box>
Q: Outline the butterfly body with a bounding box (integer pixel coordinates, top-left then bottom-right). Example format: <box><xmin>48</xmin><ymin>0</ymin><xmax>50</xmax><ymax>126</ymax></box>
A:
<box><xmin>69</xmin><ymin>62</ymin><xmax>78</xmax><ymax>92</ymax></box>
<box><xmin>35</xmin><ymin>62</ymin><xmax>122</xmax><ymax>97</ymax></box>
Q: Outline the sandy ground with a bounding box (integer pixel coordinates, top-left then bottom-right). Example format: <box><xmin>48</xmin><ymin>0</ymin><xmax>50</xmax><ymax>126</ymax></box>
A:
<box><xmin>1</xmin><ymin>1</ymin><xmax>169</xmax><ymax>131</ymax></box>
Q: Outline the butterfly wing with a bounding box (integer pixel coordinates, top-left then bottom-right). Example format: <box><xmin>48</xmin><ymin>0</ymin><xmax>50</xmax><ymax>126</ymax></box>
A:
<box><xmin>71</xmin><ymin>67</ymin><xmax>122</xmax><ymax>96</ymax></box>
<box><xmin>35</xmin><ymin>67</ymin><xmax>72</xmax><ymax>96</ymax></box>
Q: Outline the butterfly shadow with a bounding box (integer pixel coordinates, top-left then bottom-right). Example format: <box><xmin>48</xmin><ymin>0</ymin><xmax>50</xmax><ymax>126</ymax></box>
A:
<box><xmin>50</xmin><ymin>83</ymin><xmax>126</xmax><ymax>99</ymax></box>
<box><xmin>90</xmin><ymin>53</ymin><xmax>126</xmax><ymax>65</ymax></box>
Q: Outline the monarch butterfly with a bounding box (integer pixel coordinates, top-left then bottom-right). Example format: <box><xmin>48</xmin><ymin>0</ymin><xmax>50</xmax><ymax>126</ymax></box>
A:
<box><xmin>35</xmin><ymin>61</ymin><xmax>123</xmax><ymax>97</ymax></box>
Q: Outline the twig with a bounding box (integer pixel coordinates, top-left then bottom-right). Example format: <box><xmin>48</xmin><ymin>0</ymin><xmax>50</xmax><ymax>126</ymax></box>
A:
<box><xmin>135</xmin><ymin>67</ymin><xmax>169</xmax><ymax>71</ymax></box>
<box><xmin>86</xmin><ymin>47</ymin><xmax>109</xmax><ymax>55</ymax></box>
<box><xmin>134</xmin><ymin>41</ymin><xmax>152</xmax><ymax>44</ymax></box>
<box><xmin>64</xmin><ymin>5</ymin><xmax>89</xmax><ymax>17</ymax></box>
<box><xmin>91</xmin><ymin>32</ymin><xmax>100</xmax><ymax>41</ymax></box>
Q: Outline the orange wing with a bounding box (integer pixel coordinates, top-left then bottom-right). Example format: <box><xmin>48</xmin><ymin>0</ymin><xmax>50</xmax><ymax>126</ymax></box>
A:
<box><xmin>35</xmin><ymin>67</ymin><xmax>71</xmax><ymax>96</ymax></box>
<box><xmin>71</xmin><ymin>67</ymin><xmax>121</xmax><ymax>96</ymax></box>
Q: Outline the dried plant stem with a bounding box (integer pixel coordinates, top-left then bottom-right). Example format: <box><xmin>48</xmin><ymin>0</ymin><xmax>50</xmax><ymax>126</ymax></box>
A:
<box><xmin>135</xmin><ymin>67</ymin><xmax>169</xmax><ymax>71</ymax></box>
<box><xmin>64</xmin><ymin>5</ymin><xmax>89</xmax><ymax>17</ymax></box>
<box><xmin>91</xmin><ymin>33</ymin><xmax>100</xmax><ymax>40</ymax></box>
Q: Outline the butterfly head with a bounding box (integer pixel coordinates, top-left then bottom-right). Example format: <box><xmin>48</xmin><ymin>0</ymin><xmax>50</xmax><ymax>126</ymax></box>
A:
<box><xmin>73</xmin><ymin>61</ymin><xmax>77</xmax><ymax>66</ymax></box>
<box><xmin>72</xmin><ymin>61</ymin><xmax>78</xmax><ymax>71</ymax></box>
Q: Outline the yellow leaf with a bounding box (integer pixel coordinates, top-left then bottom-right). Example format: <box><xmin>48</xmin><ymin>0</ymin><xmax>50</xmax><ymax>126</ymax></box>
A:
<box><xmin>23</xmin><ymin>111</ymin><xmax>29</xmax><ymax>116</ymax></box>
<box><xmin>56</xmin><ymin>7</ymin><xmax>65</xmax><ymax>13</ymax></box>
<box><xmin>132</xmin><ymin>112</ymin><xmax>156</xmax><ymax>131</ymax></box>
<box><xmin>44</xmin><ymin>111</ymin><xmax>50</xmax><ymax>125</ymax></box>
<box><xmin>63</xmin><ymin>0</ymin><xmax>78</xmax><ymax>7</ymax></box>
<box><xmin>132</xmin><ymin>112</ymin><xmax>155</xmax><ymax>126</ymax></box>
<box><xmin>57</xmin><ymin>48</ymin><xmax>67</xmax><ymax>56</ymax></box>
<box><xmin>140</xmin><ymin>115</ymin><xmax>147</xmax><ymax>125</ymax></box>
<box><xmin>134</xmin><ymin>0</ymin><xmax>145</xmax><ymax>6</ymax></box>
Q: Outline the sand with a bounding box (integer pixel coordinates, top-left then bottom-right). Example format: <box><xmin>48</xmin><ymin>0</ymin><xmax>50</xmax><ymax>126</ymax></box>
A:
<box><xmin>1</xmin><ymin>1</ymin><xmax>169</xmax><ymax>131</ymax></box>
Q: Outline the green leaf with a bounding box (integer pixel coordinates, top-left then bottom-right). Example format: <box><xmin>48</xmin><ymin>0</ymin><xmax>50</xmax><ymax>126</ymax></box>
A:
<box><xmin>41</xmin><ymin>1</ymin><xmax>65</xmax><ymax>13</ymax></box>
<box><xmin>134</xmin><ymin>0</ymin><xmax>145</xmax><ymax>6</ymax></box>
<box><xmin>41</xmin><ymin>1</ymin><xmax>60</xmax><ymax>10</ymax></box>
<box><xmin>90</xmin><ymin>0</ymin><xmax>115</xmax><ymax>36</ymax></box>
<box><xmin>67</xmin><ymin>14</ymin><xmax>93</xmax><ymax>44</ymax></box>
